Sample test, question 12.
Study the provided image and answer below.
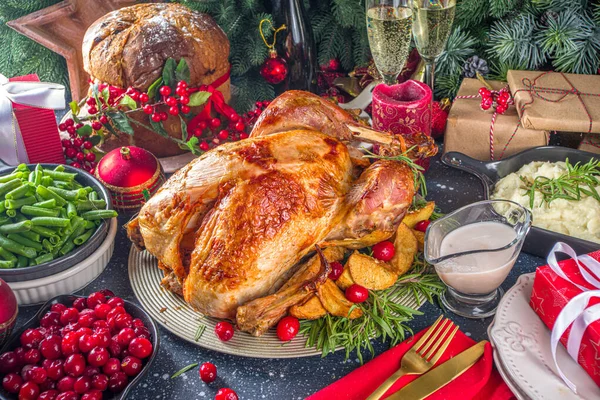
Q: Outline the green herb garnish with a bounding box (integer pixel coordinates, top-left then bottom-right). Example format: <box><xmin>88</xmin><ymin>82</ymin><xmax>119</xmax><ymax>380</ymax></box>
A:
<box><xmin>194</xmin><ymin>324</ymin><xmax>206</xmax><ymax>342</ymax></box>
<box><xmin>171</xmin><ymin>363</ymin><xmax>199</xmax><ymax>379</ymax></box>
<box><xmin>519</xmin><ymin>158</ymin><xmax>600</xmax><ymax>208</ymax></box>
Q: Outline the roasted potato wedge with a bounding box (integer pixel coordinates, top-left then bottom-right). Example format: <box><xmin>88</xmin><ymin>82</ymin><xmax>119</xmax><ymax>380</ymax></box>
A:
<box><xmin>402</xmin><ymin>201</ymin><xmax>435</xmax><ymax>229</ymax></box>
<box><xmin>412</xmin><ymin>229</ymin><xmax>425</xmax><ymax>252</ymax></box>
<box><xmin>390</xmin><ymin>223</ymin><xmax>418</xmax><ymax>276</ymax></box>
<box><xmin>289</xmin><ymin>295</ymin><xmax>327</xmax><ymax>320</ymax></box>
<box><xmin>336</xmin><ymin>267</ymin><xmax>355</xmax><ymax>290</ymax></box>
<box><xmin>317</xmin><ymin>279</ymin><xmax>363</xmax><ymax>319</ymax></box>
<box><xmin>346</xmin><ymin>251</ymin><xmax>398</xmax><ymax>290</ymax></box>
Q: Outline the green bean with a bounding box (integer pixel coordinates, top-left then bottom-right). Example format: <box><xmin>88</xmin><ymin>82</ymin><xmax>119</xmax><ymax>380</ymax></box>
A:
<box><xmin>36</xmin><ymin>185</ymin><xmax>67</xmax><ymax>206</ymax></box>
<box><xmin>28</xmin><ymin>170</ymin><xmax>42</xmax><ymax>186</ymax></box>
<box><xmin>5</xmin><ymin>196</ymin><xmax>36</xmax><ymax>209</ymax></box>
<box><xmin>88</xmin><ymin>191</ymin><xmax>98</xmax><ymax>201</ymax></box>
<box><xmin>31</xmin><ymin>225</ymin><xmax>58</xmax><ymax>237</ymax></box>
<box><xmin>73</xmin><ymin>229</ymin><xmax>95</xmax><ymax>245</ymax></box>
<box><xmin>0</xmin><ymin>220</ymin><xmax>32</xmax><ymax>233</ymax></box>
<box><xmin>5</xmin><ymin>209</ymin><xmax>16</xmax><ymax>217</ymax></box>
<box><xmin>5</xmin><ymin>183</ymin><xmax>33</xmax><ymax>199</ymax></box>
<box><xmin>83</xmin><ymin>220</ymin><xmax>96</xmax><ymax>229</ymax></box>
<box><xmin>40</xmin><ymin>176</ymin><xmax>53</xmax><ymax>187</ymax></box>
<box><xmin>0</xmin><ymin>216</ymin><xmax>9</xmax><ymax>225</ymax></box>
<box><xmin>59</xmin><ymin>240</ymin><xmax>75</xmax><ymax>256</ymax></box>
<box><xmin>53</xmin><ymin>181</ymin><xmax>73</xmax><ymax>190</ymax></box>
<box><xmin>42</xmin><ymin>239</ymin><xmax>53</xmax><ymax>251</ymax></box>
<box><xmin>75</xmin><ymin>199</ymin><xmax>107</xmax><ymax>211</ymax></box>
<box><xmin>81</xmin><ymin>210</ymin><xmax>117</xmax><ymax>221</ymax></box>
<box><xmin>20</xmin><ymin>205</ymin><xmax>60</xmax><ymax>217</ymax></box>
<box><xmin>48</xmin><ymin>186</ymin><xmax>86</xmax><ymax>201</ymax></box>
<box><xmin>0</xmin><ymin>247</ymin><xmax>17</xmax><ymax>262</ymax></box>
<box><xmin>51</xmin><ymin>218</ymin><xmax>83</xmax><ymax>255</ymax></box>
<box><xmin>60</xmin><ymin>208</ymin><xmax>67</xmax><ymax>219</ymax></box>
<box><xmin>84</xmin><ymin>186</ymin><xmax>94</xmax><ymax>193</ymax></box>
<box><xmin>42</xmin><ymin>169</ymin><xmax>76</xmax><ymax>182</ymax></box>
<box><xmin>7</xmin><ymin>233</ymin><xmax>43</xmax><ymax>251</ymax></box>
<box><xmin>0</xmin><ymin>260</ymin><xmax>15</xmax><ymax>269</ymax></box>
<box><xmin>33</xmin><ymin>253</ymin><xmax>53</xmax><ymax>265</ymax></box>
<box><xmin>66</xmin><ymin>202</ymin><xmax>77</xmax><ymax>218</ymax></box>
<box><xmin>0</xmin><ymin>234</ymin><xmax>36</xmax><ymax>258</ymax></box>
<box><xmin>13</xmin><ymin>212</ymin><xmax>26</xmax><ymax>222</ymax></box>
<box><xmin>16</xmin><ymin>164</ymin><xmax>29</xmax><ymax>172</ymax></box>
<box><xmin>32</xmin><ymin>199</ymin><xmax>56</xmax><ymax>208</ymax></box>
<box><xmin>31</xmin><ymin>217</ymin><xmax>70</xmax><ymax>227</ymax></box>
<box><xmin>49</xmin><ymin>235</ymin><xmax>60</xmax><ymax>245</ymax></box>
<box><xmin>19</xmin><ymin>230</ymin><xmax>40</xmax><ymax>242</ymax></box>
<box><xmin>0</xmin><ymin>172</ymin><xmax>23</xmax><ymax>183</ymax></box>
<box><xmin>54</xmin><ymin>165</ymin><xmax>65</xmax><ymax>172</ymax></box>
<box><xmin>0</xmin><ymin>202</ymin><xmax>5</xmax><ymax>214</ymax></box>
<box><xmin>0</xmin><ymin>179</ymin><xmax>22</xmax><ymax>197</ymax></box>
<box><xmin>17</xmin><ymin>255</ymin><xmax>28</xmax><ymax>268</ymax></box>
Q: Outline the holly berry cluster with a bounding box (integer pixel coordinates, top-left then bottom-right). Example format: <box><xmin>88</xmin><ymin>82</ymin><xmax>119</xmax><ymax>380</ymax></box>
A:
<box><xmin>238</xmin><ymin>100</ymin><xmax>271</xmax><ymax>129</ymax></box>
<box><xmin>478</xmin><ymin>87</ymin><xmax>512</xmax><ymax>115</ymax></box>
<box><xmin>59</xmin><ymin>119</ymin><xmax>97</xmax><ymax>173</ymax></box>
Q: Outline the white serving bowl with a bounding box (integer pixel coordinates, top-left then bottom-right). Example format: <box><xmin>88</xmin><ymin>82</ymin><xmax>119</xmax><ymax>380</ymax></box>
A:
<box><xmin>7</xmin><ymin>218</ymin><xmax>117</xmax><ymax>305</ymax></box>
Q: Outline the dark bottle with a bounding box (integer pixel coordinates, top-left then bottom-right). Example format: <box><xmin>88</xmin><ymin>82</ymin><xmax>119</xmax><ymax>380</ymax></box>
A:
<box><xmin>268</xmin><ymin>0</ymin><xmax>317</xmax><ymax>92</ymax></box>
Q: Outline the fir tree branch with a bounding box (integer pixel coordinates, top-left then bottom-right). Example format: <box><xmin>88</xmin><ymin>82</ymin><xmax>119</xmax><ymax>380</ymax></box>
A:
<box><xmin>436</xmin><ymin>27</ymin><xmax>478</xmax><ymax>76</ymax></box>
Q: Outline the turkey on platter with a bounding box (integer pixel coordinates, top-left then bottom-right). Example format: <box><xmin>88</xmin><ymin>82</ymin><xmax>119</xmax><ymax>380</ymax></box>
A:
<box><xmin>126</xmin><ymin>91</ymin><xmax>436</xmax><ymax>335</ymax></box>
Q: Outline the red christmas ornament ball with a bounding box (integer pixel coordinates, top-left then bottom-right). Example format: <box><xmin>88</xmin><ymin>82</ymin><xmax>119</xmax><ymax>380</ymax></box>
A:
<box><xmin>431</xmin><ymin>101</ymin><xmax>449</xmax><ymax>139</ymax></box>
<box><xmin>0</xmin><ymin>278</ymin><xmax>18</xmax><ymax>349</ymax></box>
<box><xmin>95</xmin><ymin>146</ymin><xmax>165</xmax><ymax>212</ymax></box>
<box><xmin>260</xmin><ymin>51</ymin><xmax>288</xmax><ymax>84</ymax></box>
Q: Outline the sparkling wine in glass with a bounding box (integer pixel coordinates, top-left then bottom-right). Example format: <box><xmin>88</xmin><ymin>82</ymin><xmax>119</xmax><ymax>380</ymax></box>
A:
<box><xmin>412</xmin><ymin>0</ymin><xmax>456</xmax><ymax>90</ymax></box>
<box><xmin>366</xmin><ymin>0</ymin><xmax>413</xmax><ymax>86</ymax></box>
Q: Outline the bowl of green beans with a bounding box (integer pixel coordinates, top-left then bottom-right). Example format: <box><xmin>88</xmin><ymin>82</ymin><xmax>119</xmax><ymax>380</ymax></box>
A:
<box><xmin>0</xmin><ymin>162</ymin><xmax>118</xmax><ymax>282</ymax></box>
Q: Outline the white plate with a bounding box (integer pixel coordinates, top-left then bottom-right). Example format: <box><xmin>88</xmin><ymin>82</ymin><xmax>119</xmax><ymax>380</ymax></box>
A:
<box><xmin>490</xmin><ymin>273</ymin><xmax>600</xmax><ymax>400</ymax></box>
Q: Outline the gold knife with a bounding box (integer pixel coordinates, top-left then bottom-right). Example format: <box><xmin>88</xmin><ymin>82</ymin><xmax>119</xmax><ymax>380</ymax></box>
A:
<box><xmin>385</xmin><ymin>340</ymin><xmax>488</xmax><ymax>400</ymax></box>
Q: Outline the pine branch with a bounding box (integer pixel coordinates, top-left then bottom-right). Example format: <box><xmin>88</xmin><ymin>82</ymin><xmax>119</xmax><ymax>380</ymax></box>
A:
<box><xmin>331</xmin><ymin>0</ymin><xmax>365</xmax><ymax>29</ymax></box>
<box><xmin>455</xmin><ymin>0</ymin><xmax>489</xmax><ymax>27</ymax></box>
<box><xmin>535</xmin><ymin>9</ymin><xmax>591</xmax><ymax>56</ymax></box>
<box><xmin>436</xmin><ymin>27</ymin><xmax>478</xmax><ymax>76</ymax></box>
<box><xmin>530</xmin><ymin>0</ymin><xmax>586</xmax><ymax>12</ymax></box>
<box><xmin>553</xmin><ymin>26</ymin><xmax>600</xmax><ymax>74</ymax></box>
<box><xmin>489</xmin><ymin>0</ymin><xmax>521</xmax><ymax>19</ymax></box>
<box><xmin>488</xmin><ymin>60</ymin><xmax>524</xmax><ymax>81</ymax></box>
<box><xmin>434</xmin><ymin>72</ymin><xmax>462</xmax><ymax>100</ymax></box>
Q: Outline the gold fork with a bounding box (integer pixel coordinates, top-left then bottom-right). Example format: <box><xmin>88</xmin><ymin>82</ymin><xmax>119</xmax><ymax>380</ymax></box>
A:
<box><xmin>366</xmin><ymin>315</ymin><xmax>459</xmax><ymax>400</ymax></box>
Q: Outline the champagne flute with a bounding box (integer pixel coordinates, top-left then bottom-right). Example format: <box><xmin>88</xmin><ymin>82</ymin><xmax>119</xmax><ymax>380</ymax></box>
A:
<box><xmin>412</xmin><ymin>0</ymin><xmax>456</xmax><ymax>90</ymax></box>
<box><xmin>366</xmin><ymin>0</ymin><xmax>413</xmax><ymax>86</ymax></box>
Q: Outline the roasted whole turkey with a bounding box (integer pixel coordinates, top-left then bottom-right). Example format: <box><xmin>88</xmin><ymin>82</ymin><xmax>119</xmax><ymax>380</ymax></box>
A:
<box><xmin>127</xmin><ymin>91</ymin><xmax>436</xmax><ymax>335</ymax></box>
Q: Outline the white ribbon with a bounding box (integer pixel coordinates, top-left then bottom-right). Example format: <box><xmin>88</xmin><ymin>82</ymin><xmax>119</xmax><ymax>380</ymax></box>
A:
<box><xmin>546</xmin><ymin>242</ymin><xmax>600</xmax><ymax>393</ymax></box>
<box><xmin>0</xmin><ymin>74</ymin><xmax>65</xmax><ymax>165</ymax></box>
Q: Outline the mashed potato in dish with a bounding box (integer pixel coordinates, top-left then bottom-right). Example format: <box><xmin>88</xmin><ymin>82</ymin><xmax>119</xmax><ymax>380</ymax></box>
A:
<box><xmin>491</xmin><ymin>161</ymin><xmax>600</xmax><ymax>243</ymax></box>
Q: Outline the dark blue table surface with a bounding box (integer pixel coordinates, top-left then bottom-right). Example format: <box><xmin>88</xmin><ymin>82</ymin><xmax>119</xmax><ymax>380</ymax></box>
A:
<box><xmin>13</xmin><ymin>150</ymin><xmax>546</xmax><ymax>399</ymax></box>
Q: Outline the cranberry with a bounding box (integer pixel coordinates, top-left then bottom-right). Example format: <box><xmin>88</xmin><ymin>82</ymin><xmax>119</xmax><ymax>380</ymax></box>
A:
<box><xmin>73</xmin><ymin>376</ymin><xmax>91</xmax><ymax>394</ymax></box>
<box><xmin>128</xmin><ymin>337</ymin><xmax>153</xmax><ymax>358</ymax></box>
<box><xmin>177</xmin><ymin>80</ymin><xmax>188</xmax><ymax>89</ymax></box>
<box><xmin>87</xmin><ymin>347</ymin><xmax>109</xmax><ymax>367</ymax></box>
<box><xmin>0</xmin><ymin>351</ymin><xmax>19</xmax><ymax>373</ymax></box>
<box><xmin>72</xmin><ymin>298</ymin><xmax>87</xmax><ymax>311</ymax></box>
<box><xmin>92</xmin><ymin>320</ymin><xmax>109</xmax><ymax>331</ymax></box>
<box><xmin>159</xmin><ymin>86</ymin><xmax>171</xmax><ymax>96</ymax></box>
<box><xmin>30</xmin><ymin>366</ymin><xmax>47</xmax><ymax>384</ymax></box>
<box><xmin>345</xmin><ymin>284</ymin><xmax>369</xmax><ymax>303</ymax></box>
<box><xmin>78</xmin><ymin>313</ymin><xmax>96</xmax><ymax>328</ymax></box>
<box><xmin>62</xmin><ymin>322</ymin><xmax>81</xmax><ymax>335</ymax></box>
<box><xmin>18</xmin><ymin>381</ymin><xmax>39</xmax><ymax>400</ymax></box>
<box><xmin>79</xmin><ymin>334</ymin><xmax>99</xmax><ymax>353</ymax></box>
<box><xmin>181</xmin><ymin>105</ymin><xmax>191</xmax><ymax>114</ymax></box>
<box><xmin>117</xmin><ymin>328</ymin><xmax>136</xmax><ymax>346</ymax></box>
<box><xmin>372</xmin><ymin>241</ymin><xmax>396</xmax><ymax>261</ymax></box>
<box><xmin>215</xmin><ymin>388</ymin><xmax>239</xmax><ymax>400</ymax></box>
<box><xmin>276</xmin><ymin>316</ymin><xmax>300</xmax><ymax>341</ymax></box>
<box><xmin>214</xmin><ymin>322</ymin><xmax>234</xmax><ymax>342</ymax></box>
<box><xmin>328</xmin><ymin>261</ymin><xmax>344</xmax><ymax>281</ymax></box>
<box><xmin>13</xmin><ymin>347</ymin><xmax>26</xmax><ymax>366</ymax></box>
<box><xmin>21</xmin><ymin>328</ymin><xmax>44</xmax><ymax>349</ymax></box>
<box><xmin>46</xmin><ymin>360</ymin><xmax>65</xmax><ymax>381</ymax></box>
<box><xmin>114</xmin><ymin>313</ymin><xmax>133</xmax><ymax>330</ymax></box>
<box><xmin>21</xmin><ymin>364</ymin><xmax>35</xmax><ymax>382</ymax></box>
<box><xmin>56</xmin><ymin>391</ymin><xmax>78</xmax><ymax>400</ymax></box>
<box><xmin>50</xmin><ymin>303</ymin><xmax>67</xmax><ymax>313</ymax></box>
<box><xmin>414</xmin><ymin>220</ymin><xmax>430</xmax><ymax>232</ymax></box>
<box><xmin>41</xmin><ymin>359</ymin><xmax>53</xmax><ymax>369</ymax></box>
<box><xmin>200</xmin><ymin>141</ymin><xmax>210</xmax><ymax>151</ymax></box>
<box><xmin>131</xmin><ymin>319</ymin><xmax>144</xmax><ymax>328</ymax></box>
<box><xmin>218</xmin><ymin>130</ymin><xmax>229</xmax><ymax>140</ymax></box>
<box><xmin>143</xmin><ymin>104</ymin><xmax>154</xmax><ymax>115</ymax></box>
<box><xmin>121</xmin><ymin>355</ymin><xmax>142</xmax><ymax>377</ymax></box>
<box><xmin>165</xmin><ymin>96</ymin><xmax>177</xmax><ymax>106</ymax></box>
<box><xmin>234</xmin><ymin>121</ymin><xmax>245</xmax><ymax>132</ymax></box>
<box><xmin>102</xmin><ymin>358</ymin><xmax>121</xmax><ymax>376</ymax></box>
<box><xmin>22</xmin><ymin>348</ymin><xmax>41</xmax><ymax>365</ymax></box>
<box><xmin>199</xmin><ymin>362</ymin><xmax>217</xmax><ymax>383</ymax></box>
<box><xmin>175</xmin><ymin>87</ymin><xmax>187</xmax><ymax>97</ymax></box>
<box><xmin>108</xmin><ymin>337</ymin><xmax>122</xmax><ymax>357</ymax></box>
<box><xmin>151</xmin><ymin>113</ymin><xmax>161</xmax><ymax>122</ymax></box>
<box><xmin>38</xmin><ymin>379</ymin><xmax>56</xmax><ymax>392</ymax></box>
<box><xmin>179</xmin><ymin>95</ymin><xmax>190</xmax><ymax>105</ymax></box>
<box><xmin>133</xmin><ymin>326</ymin><xmax>151</xmax><ymax>340</ymax></box>
<box><xmin>91</xmin><ymin>374</ymin><xmax>108</xmax><ymax>391</ymax></box>
<box><xmin>76</xmin><ymin>152</ymin><xmax>85</xmax><ymax>161</ymax></box>
<box><xmin>83</xmin><ymin>366</ymin><xmax>100</xmax><ymax>377</ymax></box>
<box><xmin>57</xmin><ymin>376</ymin><xmax>75</xmax><ymax>392</ymax></box>
<box><xmin>39</xmin><ymin>390</ymin><xmax>59</xmax><ymax>400</ymax></box>
<box><xmin>40</xmin><ymin>335</ymin><xmax>62</xmax><ymax>360</ymax></box>
<box><xmin>66</xmin><ymin>126</ymin><xmax>76</xmax><ymax>135</ymax></box>
<box><xmin>61</xmin><ymin>332</ymin><xmax>80</xmax><ymax>356</ymax></box>
<box><xmin>81</xmin><ymin>391</ymin><xmax>103</xmax><ymax>400</ymax></box>
<box><xmin>40</xmin><ymin>311</ymin><xmax>61</xmax><ymax>328</ymax></box>
<box><xmin>139</xmin><ymin>93</ymin><xmax>150</xmax><ymax>103</ymax></box>
<box><xmin>108</xmin><ymin>371</ymin><xmax>128</xmax><ymax>393</ymax></box>
<box><xmin>168</xmin><ymin>105</ymin><xmax>179</xmax><ymax>116</ymax></box>
<box><xmin>93</xmin><ymin>332</ymin><xmax>110</xmax><ymax>348</ymax></box>
<box><xmin>2</xmin><ymin>373</ymin><xmax>23</xmax><ymax>393</ymax></box>
<box><xmin>60</xmin><ymin>308</ymin><xmax>79</xmax><ymax>325</ymax></box>
<box><xmin>64</xmin><ymin>354</ymin><xmax>86</xmax><ymax>377</ymax></box>
<box><xmin>106</xmin><ymin>305</ymin><xmax>125</xmax><ymax>320</ymax></box>
<box><xmin>210</xmin><ymin>117</ymin><xmax>221</xmax><ymax>128</ymax></box>
<box><xmin>86</xmin><ymin>292</ymin><xmax>106</xmax><ymax>309</ymax></box>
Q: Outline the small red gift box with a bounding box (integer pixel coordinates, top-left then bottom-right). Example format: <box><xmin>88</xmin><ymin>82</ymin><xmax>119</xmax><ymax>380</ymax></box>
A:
<box><xmin>530</xmin><ymin>249</ymin><xmax>600</xmax><ymax>386</ymax></box>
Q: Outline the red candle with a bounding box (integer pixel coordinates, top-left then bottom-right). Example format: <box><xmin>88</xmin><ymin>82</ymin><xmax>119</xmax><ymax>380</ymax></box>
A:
<box><xmin>0</xmin><ymin>278</ymin><xmax>18</xmax><ymax>348</ymax></box>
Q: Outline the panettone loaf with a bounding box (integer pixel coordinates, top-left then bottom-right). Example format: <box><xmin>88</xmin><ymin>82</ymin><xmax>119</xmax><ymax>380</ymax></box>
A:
<box><xmin>82</xmin><ymin>3</ymin><xmax>230</xmax><ymax>157</ymax></box>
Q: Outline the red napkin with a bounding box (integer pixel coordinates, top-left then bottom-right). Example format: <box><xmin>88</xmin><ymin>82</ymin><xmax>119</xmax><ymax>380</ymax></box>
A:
<box><xmin>308</xmin><ymin>326</ymin><xmax>515</xmax><ymax>400</ymax></box>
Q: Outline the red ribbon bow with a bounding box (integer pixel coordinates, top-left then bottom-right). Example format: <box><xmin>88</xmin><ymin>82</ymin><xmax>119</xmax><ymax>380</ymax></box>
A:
<box><xmin>188</xmin><ymin>69</ymin><xmax>234</xmax><ymax>133</ymax></box>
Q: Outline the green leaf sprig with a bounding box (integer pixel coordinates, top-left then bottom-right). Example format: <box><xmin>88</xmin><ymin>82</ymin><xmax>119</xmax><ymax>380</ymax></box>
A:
<box><xmin>519</xmin><ymin>158</ymin><xmax>600</xmax><ymax>208</ymax></box>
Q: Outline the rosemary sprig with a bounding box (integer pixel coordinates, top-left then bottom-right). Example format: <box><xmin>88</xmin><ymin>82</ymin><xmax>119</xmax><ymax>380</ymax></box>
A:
<box><xmin>363</xmin><ymin>147</ymin><xmax>427</xmax><ymax>198</ymax></box>
<box><xmin>171</xmin><ymin>363</ymin><xmax>198</xmax><ymax>379</ymax></box>
<box><xmin>194</xmin><ymin>324</ymin><xmax>206</xmax><ymax>342</ymax></box>
<box><xmin>299</xmin><ymin>255</ymin><xmax>445</xmax><ymax>363</ymax></box>
<box><xmin>519</xmin><ymin>158</ymin><xmax>600</xmax><ymax>208</ymax></box>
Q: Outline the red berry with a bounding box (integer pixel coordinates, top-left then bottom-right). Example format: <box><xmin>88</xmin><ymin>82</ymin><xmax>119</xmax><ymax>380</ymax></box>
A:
<box><xmin>56</xmin><ymin>391</ymin><xmax>78</xmax><ymax>400</ymax></box>
<box><xmin>496</xmin><ymin>104</ymin><xmax>508</xmax><ymax>114</ymax></box>
<box><xmin>239</xmin><ymin>133</ymin><xmax>249</xmax><ymax>140</ymax></box>
<box><xmin>198</xmin><ymin>121</ymin><xmax>208</xmax><ymax>130</ymax></box>
<box><xmin>234</xmin><ymin>121</ymin><xmax>245</xmax><ymax>132</ymax></box>
<box><xmin>128</xmin><ymin>337</ymin><xmax>152</xmax><ymax>359</ymax></box>
<box><xmin>91</xmin><ymin>122</ymin><xmax>102</xmax><ymax>131</ymax></box>
<box><xmin>117</xmin><ymin>328</ymin><xmax>136</xmax><ymax>346</ymax></box>
<box><xmin>175</xmin><ymin>86</ymin><xmax>187</xmax><ymax>97</ymax></box>
<box><xmin>3</xmin><ymin>373</ymin><xmax>23</xmax><ymax>393</ymax></box>
<box><xmin>65</xmin><ymin>119</ymin><xmax>74</xmax><ymax>127</ymax></box>
<box><xmin>86</xmin><ymin>97</ymin><xmax>96</xmax><ymax>106</ymax></box>
<box><xmin>160</xmin><ymin>112</ymin><xmax>168</xmax><ymax>121</ymax></box>
<box><xmin>108</xmin><ymin>371</ymin><xmax>128</xmax><ymax>393</ymax></box>
<box><xmin>210</xmin><ymin>117</ymin><xmax>221</xmax><ymax>128</ymax></box>
<box><xmin>102</xmin><ymin>358</ymin><xmax>121</xmax><ymax>376</ymax></box>
<box><xmin>179</xmin><ymin>95</ymin><xmax>190</xmax><ymax>105</ymax></box>
<box><xmin>106</xmin><ymin>306</ymin><xmax>125</xmax><ymax>322</ymax></box>
<box><xmin>193</xmin><ymin>127</ymin><xmax>203</xmax><ymax>137</ymax></box>
<box><xmin>23</xmin><ymin>348</ymin><xmax>41</xmax><ymax>364</ymax></box>
<box><xmin>181</xmin><ymin>105</ymin><xmax>191</xmax><ymax>114</ymax></box>
<box><xmin>46</xmin><ymin>360</ymin><xmax>65</xmax><ymax>381</ymax></box>
<box><xmin>93</xmin><ymin>304</ymin><xmax>110</xmax><ymax>320</ymax></box>
<box><xmin>83</xmin><ymin>141</ymin><xmax>93</xmax><ymax>150</ymax></box>
<box><xmin>84</xmin><ymin>151</ymin><xmax>96</xmax><ymax>163</ymax></box>
<box><xmin>40</xmin><ymin>312</ymin><xmax>60</xmax><ymax>328</ymax></box>
<box><xmin>372</xmin><ymin>241</ymin><xmax>395</xmax><ymax>261</ymax></box>
<box><xmin>276</xmin><ymin>316</ymin><xmax>300</xmax><ymax>341</ymax></box>
<box><xmin>57</xmin><ymin>376</ymin><xmax>75</xmax><ymax>392</ymax></box>
<box><xmin>177</xmin><ymin>80</ymin><xmax>188</xmax><ymax>89</ymax></box>
<box><xmin>199</xmin><ymin>141</ymin><xmax>210</xmax><ymax>151</ymax></box>
<box><xmin>139</xmin><ymin>93</ymin><xmax>149</xmax><ymax>103</ymax></box>
<box><xmin>30</xmin><ymin>366</ymin><xmax>47</xmax><ymax>384</ymax></box>
<box><xmin>218</xmin><ymin>130</ymin><xmax>229</xmax><ymax>140</ymax></box>
<box><xmin>39</xmin><ymin>390</ymin><xmax>59</xmax><ymax>400</ymax></box>
<box><xmin>73</xmin><ymin>376</ymin><xmax>91</xmax><ymax>394</ymax></box>
<box><xmin>481</xmin><ymin>97</ymin><xmax>493</xmax><ymax>110</ymax></box>
<box><xmin>58</xmin><ymin>123</ymin><xmax>67</xmax><ymax>131</ymax></box>
<box><xmin>70</xmin><ymin>162</ymin><xmax>82</xmax><ymax>169</ymax></box>
<box><xmin>199</xmin><ymin>362</ymin><xmax>217</xmax><ymax>383</ymax></box>
<box><xmin>99</xmin><ymin>115</ymin><xmax>109</xmax><ymax>124</ymax></box>
<box><xmin>72</xmin><ymin>298</ymin><xmax>86</xmax><ymax>311</ymax></box>
<box><xmin>165</xmin><ymin>96</ymin><xmax>177</xmax><ymax>106</ymax></box>
<box><xmin>50</xmin><ymin>304</ymin><xmax>67</xmax><ymax>314</ymax></box>
<box><xmin>0</xmin><ymin>351</ymin><xmax>19</xmax><ymax>374</ymax></box>
<box><xmin>87</xmin><ymin>347</ymin><xmax>109</xmax><ymax>367</ymax></box>
<box><xmin>72</xmin><ymin>138</ymin><xmax>83</xmax><ymax>148</ymax></box>
<box><xmin>414</xmin><ymin>220</ymin><xmax>430</xmax><ymax>232</ymax></box>
<box><xmin>81</xmin><ymin>390</ymin><xmax>102</xmax><ymax>400</ymax></box>
<box><xmin>214</xmin><ymin>322</ymin><xmax>234</xmax><ymax>342</ymax></box>
<box><xmin>159</xmin><ymin>86</ymin><xmax>171</xmax><ymax>96</ymax></box>
<box><xmin>215</xmin><ymin>388</ymin><xmax>239</xmax><ymax>400</ymax></box>
<box><xmin>143</xmin><ymin>105</ymin><xmax>154</xmax><ymax>115</ymax></box>
<box><xmin>229</xmin><ymin>113</ymin><xmax>240</xmax><ymax>122</ymax></box>
<box><xmin>18</xmin><ymin>381</ymin><xmax>39</xmax><ymax>400</ymax></box>
<box><xmin>151</xmin><ymin>113</ymin><xmax>161</xmax><ymax>122</ymax></box>
<box><xmin>328</xmin><ymin>261</ymin><xmax>344</xmax><ymax>281</ymax></box>
<box><xmin>121</xmin><ymin>355</ymin><xmax>142</xmax><ymax>376</ymax></box>
<box><xmin>64</xmin><ymin>354</ymin><xmax>86</xmax><ymax>377</ymax></box>
<box><xmin>345</xmin><ymin>284</ymin><xmax>369</xmax><ymax>303</ymax></box>
<box><xmin>21</xmin><ymin>328</ymin><xmax>44</xmax><ymax>349</ymax></box>
<box><xmin>129</xmin><ymin>91</ymin><xmax>140</xmax><ymax>101</ymax></box>
<box><xmin>168</xmin><ymin>105</ymin><xmax>179</xmax><ymax>116</ymax></box>
<box><xmin>76</xmin><ymin>152</ymin><xmax>85</xmax><ymax>161</ymax></box>
<box><xmin>478</xmin><ymin>87</ymin><xmax>491</xmax><ymax>98</ymax></box>
<box><xmin>78</xmin><ymin>334</ymin><xmax>100</xmax><ymax>353</ymax></box>
<box><xmin>39</xmin><ymin>336</ymin><xmax>62</xmax><ymax>360</ymax></box>
<box><xmin>66</xmin><ymin>126</ymin><xmax>76</xmax><ymax>136</ymax></box>
<box><xmin>61</xmin><ymin>139</ymin><xmax>71</xmax><ymax>148</ymax></box>
<box><xmin>86</xmin><ymin>292</ymin><xmax>105</xmax><ymax>308</ymax></box>
<box><xmin>61</xmin><ymin>333</ymin><xmax>80</xmax><ymax>356</ymax></box>
<box><xmin>88</xmin><ymin>106</ymin><xmax>98</xmax><ymax>115</ymax></box>
<box><xmin>91</xmin><ymin>374</ymin><xmax>108</xmax><ymax>391</ymax></box>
